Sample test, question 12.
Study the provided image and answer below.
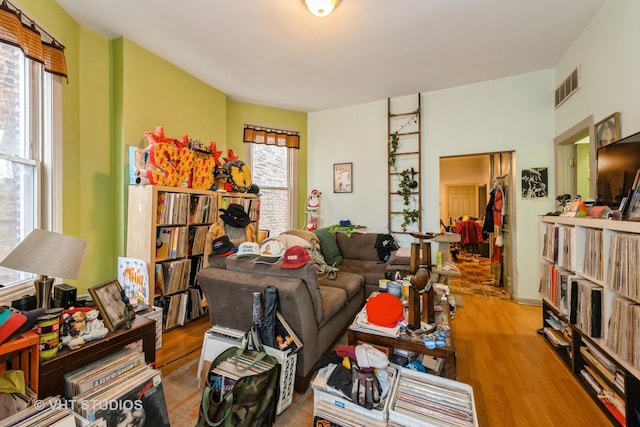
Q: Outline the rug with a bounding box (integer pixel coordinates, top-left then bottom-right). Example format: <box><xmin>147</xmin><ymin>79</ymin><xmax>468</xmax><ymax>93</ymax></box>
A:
<box><xmin>447</xmin><ymin>255</ymin><xmax>510</xmax><ymax>300</ymax></box>
<box><xmin>163</xmin><ymin>355</ymin><xmax>315</xmax><ymax>426</ymax></box>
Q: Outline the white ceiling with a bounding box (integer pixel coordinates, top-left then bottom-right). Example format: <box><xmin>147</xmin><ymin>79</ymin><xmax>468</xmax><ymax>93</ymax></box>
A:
<box><xmin>55</xmin><ymin>0</ymin><xmax>606</xmax><ymax>112</ymax></box>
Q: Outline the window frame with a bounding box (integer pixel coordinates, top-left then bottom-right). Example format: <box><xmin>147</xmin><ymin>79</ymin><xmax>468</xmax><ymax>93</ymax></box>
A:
<box><xmin>245</xmin><ymin>142</ymin><xmax>299</xmax><ymax>234</ymax></box>
<box><xmin>0</xmin><ymin>46</ymin><xmax>61</xmax><ymax>301</ymax></box>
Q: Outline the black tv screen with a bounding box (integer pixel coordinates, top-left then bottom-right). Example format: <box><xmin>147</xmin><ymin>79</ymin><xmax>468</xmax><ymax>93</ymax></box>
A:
<box><xmin>596</xmin><ymin>131</ymin><xmax>640</xmax><ymax>209</ymax></box>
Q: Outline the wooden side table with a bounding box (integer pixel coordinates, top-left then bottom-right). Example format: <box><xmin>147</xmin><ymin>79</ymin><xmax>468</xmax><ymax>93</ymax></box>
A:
<box><xmin>0</xmin><ymin>330</ymin><xmax>40</xmax><ymax>394</ymax></box>
<box><xmin>38</xmin><ymin>315</ymin><xmax>156</xmax><ymax>398</ymax></box>
<box><xmin>348</xmin><ymin>301</ymin><xmax>456</xmax><ymax>380</ymax></box>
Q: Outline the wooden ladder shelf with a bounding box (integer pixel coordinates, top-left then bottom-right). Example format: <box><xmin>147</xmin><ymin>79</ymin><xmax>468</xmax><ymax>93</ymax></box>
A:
<box><xmin>387</xmin><ymin>95</ymin><xmax>423</xmax><ymax>236</ymax></box>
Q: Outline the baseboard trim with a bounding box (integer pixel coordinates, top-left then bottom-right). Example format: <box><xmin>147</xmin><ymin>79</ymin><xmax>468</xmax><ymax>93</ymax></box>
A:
<box><xmin>516</xmin><ymin>298</ymin><xmax>542</xmax><ymax>306</ymax></box>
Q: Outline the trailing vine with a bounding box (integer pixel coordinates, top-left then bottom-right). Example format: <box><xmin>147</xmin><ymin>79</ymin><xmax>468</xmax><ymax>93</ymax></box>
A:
<box><xmin>398</xmin><ymin>169</ymin><xmax>413</xmax><ymax>205</ymax></box>
<box><xmin>388</xmin><ymin>132</ymin><xmax>399</xmax><ymax>169</ymax></box>
<box><xmin>401</xmin><ymin>208</ymin><xmax>419</xmax><ymax>231</ymax></box>
<box><xmin>398</xmin><ymin>168</ymin><xmax>419</xmax><ymax>231</ymax></box>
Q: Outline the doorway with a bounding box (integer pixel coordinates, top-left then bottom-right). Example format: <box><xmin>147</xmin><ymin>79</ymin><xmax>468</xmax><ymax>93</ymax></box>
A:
<box><xmin>439</xmin><ymin>152</ymin><xmax>516</xmax><ymax>299</ymax></box>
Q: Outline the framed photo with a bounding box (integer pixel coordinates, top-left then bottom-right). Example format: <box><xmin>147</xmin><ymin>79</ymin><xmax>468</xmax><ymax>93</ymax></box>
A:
<box><xmin>89</xmin><ymin>279</ymin><xmax>128</xmax><ymax>332</ymax></box>
<box><xmin>595</xmin><ymin>112</ymin><xmax>620</xmax><ymax>148</ymax></box>
<box><xmin>521</xmin><ymin>167</ymin><xmax>548</xmax><ymax>200</ymax></box>
<box><xmin>333</xmin><ymin>162</ymin><xmax>352</xmax><ymax>193</ymax></box>
<box><xmin>627</xmin><ymin>186</ymin><xmax>640</xmax><ymax>221</ymax></box>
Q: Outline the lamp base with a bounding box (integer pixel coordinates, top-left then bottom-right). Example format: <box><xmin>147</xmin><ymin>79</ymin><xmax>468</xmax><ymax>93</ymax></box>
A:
<box><xmin>34</xmin><ymin>276</ymin><xmax>55</xmax><ymax>310</ymax></box>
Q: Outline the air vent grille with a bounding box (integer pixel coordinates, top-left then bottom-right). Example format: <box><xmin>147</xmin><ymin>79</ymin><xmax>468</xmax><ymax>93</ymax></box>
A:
<box><xmin>555</xmin><ymin>67</ymin><xmax>580</xmax><ymax>108</ymax></box>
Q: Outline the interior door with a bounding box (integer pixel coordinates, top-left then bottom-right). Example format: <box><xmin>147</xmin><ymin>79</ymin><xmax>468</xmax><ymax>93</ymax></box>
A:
<box><xmin>446</xmin><ymin>184</ymin><xmax>478</xmax><ymax>223</ymax></box>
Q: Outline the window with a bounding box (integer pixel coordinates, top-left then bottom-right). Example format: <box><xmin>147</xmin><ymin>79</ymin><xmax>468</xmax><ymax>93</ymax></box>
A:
<box><xmin>0</xmin><ymin>43</ymin><xmax>58</xmax><ymax>296</ymax></box>
<box><xmin>246</xmin><ymin>143</ymin><xmax>298</xmax><ymax>236</ymax></box>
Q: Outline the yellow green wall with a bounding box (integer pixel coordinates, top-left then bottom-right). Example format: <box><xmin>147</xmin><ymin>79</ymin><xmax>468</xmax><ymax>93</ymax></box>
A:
<box><xmin>227</xmin><ymin>101</ymin><xmax>308</xmax><ymax>226</ymax></box>
<box><xmin>113</xmin><ymin>38</ymin><xmax>228</xmax><ymax>264</ymax></box>
<box><xmin>14</xmin><ymin>0</ymin><xmax>307</xmax><ymax>295</ymax></box>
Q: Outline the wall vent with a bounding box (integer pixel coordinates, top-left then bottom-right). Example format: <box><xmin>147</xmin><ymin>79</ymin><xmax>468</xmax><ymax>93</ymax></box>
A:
<box><xmin>555</xmin><ymin>67</ymin><xmax>580</xmax><ymax>108</ymax></box>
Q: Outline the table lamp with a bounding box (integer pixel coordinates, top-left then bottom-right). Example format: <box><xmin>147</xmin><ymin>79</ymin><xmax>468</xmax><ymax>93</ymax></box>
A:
<box><xmin>0</xmin><ymin>229</ymin><xmax>87</xmax><ymax>309</ymax></box>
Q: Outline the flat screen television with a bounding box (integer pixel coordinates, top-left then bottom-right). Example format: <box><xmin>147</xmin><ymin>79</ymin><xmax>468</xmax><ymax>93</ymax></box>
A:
<box><xmin>596</xmin><ymin>131</ymin><xmax>640</xmax><ymax>209</ymax></box>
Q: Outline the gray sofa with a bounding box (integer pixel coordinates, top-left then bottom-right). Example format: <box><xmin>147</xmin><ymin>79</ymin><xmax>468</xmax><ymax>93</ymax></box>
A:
<box><xmin>196</xmin><ymin>231</ymin><xmax>392</xmax><ymax>392</ymax></box>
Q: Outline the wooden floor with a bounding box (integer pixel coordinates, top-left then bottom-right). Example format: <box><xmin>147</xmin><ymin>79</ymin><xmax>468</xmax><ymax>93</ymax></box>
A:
<box><xmin>159</xmin><ymin>294</ymin><xmax>613</xmax><ymax>426</ymax></box>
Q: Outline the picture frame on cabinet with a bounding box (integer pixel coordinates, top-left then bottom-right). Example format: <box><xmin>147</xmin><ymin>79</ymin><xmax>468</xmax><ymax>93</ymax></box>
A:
<box><xmin>89</xmin><ymin>279</ymin><xmax>128</xmax><ymax>332</ymax></box>
<box><xmin>627</xmin><ymin>183</ymin><xmax>640</xmax><ymax>222</ymax></box>
<box><xmin>333</xmin><ymin>162</ymin><xmax>352</xmax><ymax>193</ymax></box>
<box><xmin>594</xmin><ymin>112</ymin><xmax>620</xmax><ymax>148</ymax></box>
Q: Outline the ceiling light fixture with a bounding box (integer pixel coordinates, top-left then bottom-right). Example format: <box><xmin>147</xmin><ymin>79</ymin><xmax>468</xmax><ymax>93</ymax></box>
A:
<box><xmin>303</xmin><ymin>0</ymin><xmax>341</xmax><ymax>17</ymax></box>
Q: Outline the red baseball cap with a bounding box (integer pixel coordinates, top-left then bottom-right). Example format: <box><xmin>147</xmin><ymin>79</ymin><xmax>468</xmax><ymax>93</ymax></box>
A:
<box><xmin>281</xmin><ymin>246</ymin><xmax>311</xmax><ymax>269</ymax></box>
<box><xmin>365</xmin><ymin>292</ymin><xmax>404</xmax><ymax>328</ymax></box>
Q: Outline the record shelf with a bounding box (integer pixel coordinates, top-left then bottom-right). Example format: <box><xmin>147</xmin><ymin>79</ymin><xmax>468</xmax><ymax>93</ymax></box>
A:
<box><xmin>539</xmin><ymin>216</ymin><xmax>640</xmax><ymax>427</ymax></box>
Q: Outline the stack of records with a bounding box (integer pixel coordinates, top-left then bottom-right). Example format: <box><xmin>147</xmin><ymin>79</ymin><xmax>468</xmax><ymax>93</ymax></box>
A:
<box><xmin>208</xmin><ymin>352</ymin><xmax>275</xmax><ymax>404</ymax></box>
<box><xmin>64</xmin><ymin>349</ymin><xmax>170</xmax><ymax>426</ymax></box>
<box><xmin>0</xmin><ymin>404</ymin><xmax>78</xmax><ymax>427</ymax></box>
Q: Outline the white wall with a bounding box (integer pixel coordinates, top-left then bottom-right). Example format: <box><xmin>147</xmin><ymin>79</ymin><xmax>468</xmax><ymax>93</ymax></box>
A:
<box><xmin>555</xmin><ymin>0</ymin><xmax>640</xmax><ymax>138</ymax></box>
<box><xmin>308</xmin><ymin>0</ymin><xmax>638</xmax><ymax>304</ymax></box>
<box><xmin>309</xmin><ymin>70</ymin><xmax>555</xmax><ymax>303</ymax></box>
<box><xmin>307</xmin><ymin>101</ymin><xmax>388</xmax><ymax>232</ymax></box>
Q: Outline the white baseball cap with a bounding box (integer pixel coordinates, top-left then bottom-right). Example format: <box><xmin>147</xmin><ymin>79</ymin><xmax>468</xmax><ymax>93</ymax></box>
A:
<box><xmin>255</xmin><ymin>239</ymin><xmax>285</xmax><ymax>264</ymax></box>
<box><xmin>355</xmin><ymin>344</ymin><xmax>389</xmax><ymax>369</ymax></box>
<box><xmin>236</xmin><ymin>242</ymin><xmax>260</xmax><ymax>258</ymax></box>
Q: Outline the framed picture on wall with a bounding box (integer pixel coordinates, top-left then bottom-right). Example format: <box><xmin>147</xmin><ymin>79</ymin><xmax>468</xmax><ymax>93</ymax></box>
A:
<box><xmin>521</xmin><ymin>168</ymin><xmax>548</xmax><ymax>199</ymax></box>
<box><xmin>333</xmin><ymin>162</ymin><xmax>352</xmax><ymax>193</ymax></box>
<box><xmin>595</xmin><ymin>112</ymin><xmax>620</xmax><ymax>148</ymax></box>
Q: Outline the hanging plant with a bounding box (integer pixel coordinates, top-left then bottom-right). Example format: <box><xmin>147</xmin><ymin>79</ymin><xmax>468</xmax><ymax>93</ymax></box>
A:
<box><xmin>398</xmin><ymin>169</ymin><xmax>414</xmax><ymax>205</ymax></box>
<box><xmin>388</xmin><ymin>132</ymin><xmax>399</xmax><ymax>169</ymax></box>
<box><xmin>401</xmin><ymin>208</ymin><xmax>420</xmax><ymax>231</ymax></box>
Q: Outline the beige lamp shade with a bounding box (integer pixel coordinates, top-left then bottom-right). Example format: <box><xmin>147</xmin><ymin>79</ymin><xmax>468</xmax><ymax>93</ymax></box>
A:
<box><xmin>0</xmin><ymin>229</ymin><xmax>87</xmax><ymax>279</ymax></box>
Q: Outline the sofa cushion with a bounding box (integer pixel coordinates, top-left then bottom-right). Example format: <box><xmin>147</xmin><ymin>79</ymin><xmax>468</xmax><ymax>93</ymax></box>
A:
<box><xmin>319</xmin><ymin>271</ymin><xmax>363</xmax><ymax>300</ymax></box>
<box><xmin>314</xmin><ymin>229</ymin><xmax>343</xmax><ymax>266</ymax></box>
<box><xmin>318</xmin><ymin>286</ymin><xmax>347</xmax><ymax>328</ymax></box>
<box><xmin>336</xmin><ymin>232</ymin><xmax>380</xmax><ymax>262</ymax></box>
<box><xmin>225</xmin><ymin>256</ymin><xmax>323</xmax><ymax>323</ymax></box>
<box><xmin>338</xmin><ymin>259</ymin><xmax>387</xmax><ymax>286</ymax></box>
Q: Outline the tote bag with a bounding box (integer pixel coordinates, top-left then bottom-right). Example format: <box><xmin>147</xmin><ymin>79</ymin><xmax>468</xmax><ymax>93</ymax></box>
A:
<box><xmin>197</xmin><ymin>345</ymin><xmax>280</xmax><ymax>427</ymax></box>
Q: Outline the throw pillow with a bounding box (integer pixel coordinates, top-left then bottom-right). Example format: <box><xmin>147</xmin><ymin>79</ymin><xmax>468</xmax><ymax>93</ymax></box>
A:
<box><xmin>314</xmin><ymin>229</ymin><xmax>343</xmax><ymax>266</ymax></box>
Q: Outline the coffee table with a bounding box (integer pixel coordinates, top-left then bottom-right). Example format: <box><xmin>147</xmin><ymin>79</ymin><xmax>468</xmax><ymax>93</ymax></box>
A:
<box><xmin>347</xmin><ymin>301</ymin><xmax>457</xmax><ymax>380</ymax></box>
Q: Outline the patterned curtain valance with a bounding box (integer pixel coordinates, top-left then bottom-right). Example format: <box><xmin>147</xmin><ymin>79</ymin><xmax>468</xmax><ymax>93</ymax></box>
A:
<box><xmin>0</xmin><ymin>0</ymin><xmax>68</xmax><ymax>79</ymax></box>
<box><xmin>243</xmin><ymin>125</ymin><xmax>300</xmax><ymax>149</ymax></box>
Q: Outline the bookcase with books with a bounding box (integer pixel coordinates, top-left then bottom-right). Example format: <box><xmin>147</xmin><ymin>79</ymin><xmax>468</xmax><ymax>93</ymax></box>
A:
<box><xmin>539</xmin><ymin>216</ymin><xmax>640</xmax><ymax>427</ymax></box>
<box><xmin>127</xmin><ymin>185</ymin><xmax>260</xmax><ymax>331</ymax></box>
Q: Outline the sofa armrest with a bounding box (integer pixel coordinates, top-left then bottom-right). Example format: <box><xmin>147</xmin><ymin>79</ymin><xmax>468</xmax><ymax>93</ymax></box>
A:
<box><xmin>196</xmin><ymin>267</ymin><xmax>319</xmax><ymax>363</ymax></box>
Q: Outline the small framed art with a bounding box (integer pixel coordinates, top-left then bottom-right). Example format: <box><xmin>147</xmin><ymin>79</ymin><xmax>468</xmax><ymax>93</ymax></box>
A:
<box><xmin>333</xmin><ymin>162</ymin><xmax>352</xmax><ymax>193</ymax></box>
<box><xmin>595</xmin><ymin>112</ymin><xmax>620</xmax><ymax>148</ymax></box>
<box><xmin>627</xmin><ymin>186</ymin><xmax>640</xmax><ymax>221</ymax></box>
<box><xmin>89</xmin><ymin>279</ymin><xmax>128</xmax><ymax>332</ymax></box>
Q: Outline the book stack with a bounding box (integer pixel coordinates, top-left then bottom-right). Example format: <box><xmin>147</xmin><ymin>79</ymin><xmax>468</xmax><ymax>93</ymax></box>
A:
<box><xmin>155</xmin><ymin>226</ymin><xmax>188</xmax><ymax>260</ymax></box>
<box><xmin>208</xmin><ymin>351</ymin><xmax>275</xmax><ymax>404</ymax></box>
<box><xmin>349</xmin><ymin>307</ymin><xmax>400</xmax><ymax>338</ymax></box>
<box><xmin>64</xmin><ymin>349</ymin><xmax>170</xmax><ymax>426</ymax></box>
<box><xmin>156</xmin><ymin>192</ymin><xmax>189</xmax><ymax>225</ymax></box>
<box><xmin>188</xmin><ymin>225</ymin><xmax>209</xmax><ymax>256</ymax></box>
<box><xmin>157</xmin><ymin>258</ymin><xmax>192</xmax><ymax>294</ymax></box>
<box><xmin>0</xmin><ymin>405</ymin><xmax>77</xmax><ymax>427</ymax></box>
<box><xmin>569</xmin><ymin>278</ymin><xmax>602</xmax><ymax>338</ymax></box>
<box><xmin>189</xmin><ymin>194</ymin><xmax>217</xmax><ymax>224</ymax></box>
